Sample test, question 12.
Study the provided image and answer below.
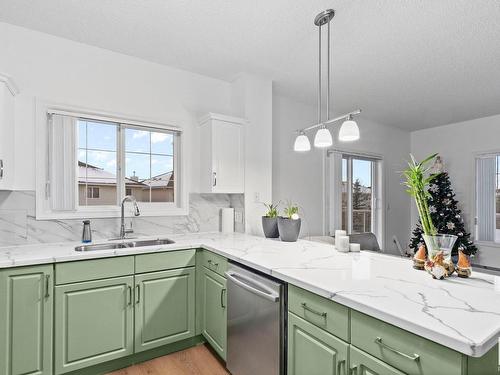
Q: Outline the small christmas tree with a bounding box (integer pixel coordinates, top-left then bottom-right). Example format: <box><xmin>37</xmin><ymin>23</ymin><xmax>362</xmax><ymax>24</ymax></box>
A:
<box><xmin>409</xmin><ymin>157</ymin><xmax>477</xmax><ymax>257</ymax></box>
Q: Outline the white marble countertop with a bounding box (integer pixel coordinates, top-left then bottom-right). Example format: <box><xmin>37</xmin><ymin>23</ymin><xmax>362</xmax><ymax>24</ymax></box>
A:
<box><xmin>1</xmin><ymin>232</ymin><xmax>499</xmax><ymax>357</ymax></box>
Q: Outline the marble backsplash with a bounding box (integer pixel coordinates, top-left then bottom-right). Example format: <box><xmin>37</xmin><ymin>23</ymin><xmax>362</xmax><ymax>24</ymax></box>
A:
<box><xmin>0</xmin><ymin>191</ymin><xmax>244</xmax><ymax>246</ymax></box>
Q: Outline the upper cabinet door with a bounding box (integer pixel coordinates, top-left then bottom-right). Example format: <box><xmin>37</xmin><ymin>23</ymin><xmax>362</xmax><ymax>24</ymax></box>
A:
<box><xmin>0</xmin><ymin>74</ymin><xmax>19</xmax><ymax>191</ymax></box>
<box><xmin>199</xmin><ymin>113</ymin><xmax>245</xmax><ymax>193</ymax></box>
<box><xmin>0</xmin><ymin>265</ymin><xmax>53</xmax><ymax>375</ymax></box>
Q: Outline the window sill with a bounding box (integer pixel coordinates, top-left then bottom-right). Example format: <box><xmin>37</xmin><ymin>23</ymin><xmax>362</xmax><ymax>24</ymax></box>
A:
<box><xmin>35</xmin><ymin>205</ymin><xmax>189</xmax><ymax>220</ymax></box>
<box><xmin>475</xmin><ymin>241</ymin><xmax>500</xmax><ymax>249</ymax></box>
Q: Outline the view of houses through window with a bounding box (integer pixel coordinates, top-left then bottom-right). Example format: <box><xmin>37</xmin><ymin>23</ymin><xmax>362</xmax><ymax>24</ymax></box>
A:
<box><xmin>78</xmin><ymin>119</ymin><xmax>175</xmax><ymax>206</ymax></box>
<box><xmin>341</xmin><ymin>156</ymin><xmax>374</xmax><ymax>234</ymax></box>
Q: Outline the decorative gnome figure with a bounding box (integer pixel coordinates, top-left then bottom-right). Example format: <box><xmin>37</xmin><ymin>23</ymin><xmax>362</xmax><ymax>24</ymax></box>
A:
<box><xmin>424</xmin><ymin>252</ymin><xmax>448</xmax><ymax>280</ymax></box>
<box><xmin>457</xmin><ymin>250</ymin><xmax>472</xmax><ymax>278</ymax></box>
<box><xmin>413</xmin><ymin>245</ymin><xmax>426</xmax><ymax>270</ymax></box>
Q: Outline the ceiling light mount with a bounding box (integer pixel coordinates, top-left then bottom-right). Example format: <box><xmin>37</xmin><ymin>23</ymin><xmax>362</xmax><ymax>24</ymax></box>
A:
<box><xmin>314</xmin><ymin>9</ymin><xmax>335</xmax><ymax>26</ymax></box>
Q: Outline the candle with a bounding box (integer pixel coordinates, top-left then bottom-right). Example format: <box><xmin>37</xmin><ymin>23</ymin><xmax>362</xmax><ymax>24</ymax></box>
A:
<box><xmin>337</xmin><ymin>235</ymin><xmax>350</xmax><ymax>253</ymax></box>
<box><xmin>334</xmin><ymin>230</ymin><xmax>347</xmax><ymax>248</ymax></box>
<box><xmin>350</xmin><ymin>243</ymin><xmax>361</xmax><ymax>252</ymax></box>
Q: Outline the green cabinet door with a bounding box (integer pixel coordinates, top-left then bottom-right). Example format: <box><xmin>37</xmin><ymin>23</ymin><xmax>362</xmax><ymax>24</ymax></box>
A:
<box><xmin>134</xmin><ymin>267</ymin><xmax>196</xmax><ymax>352</ymax></box>
<box><xmin>200</xmin><ymin>266</ymin><xmax>227</xmax><ymax>360</ymax></box>
<box><xmin>54</xmin><ymin>276</ymin><xmax>134</xmax><ymax>374</ymax></box>
<box><xmin>349</xmin><ymin>345</ymin><xmax>406</xmax><ymax>375</ymax></box>
<box><xmin>288</xmin><ymin>312</ymin><xmax>349</xmax><ymax>375</ymax></box>
<box><xmin>0</xmin><ymin>265</ymin><xmax>53</xmax><ymax>375</ymax></box>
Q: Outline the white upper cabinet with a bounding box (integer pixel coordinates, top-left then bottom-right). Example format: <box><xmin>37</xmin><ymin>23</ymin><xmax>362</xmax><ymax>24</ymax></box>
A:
<box><xmin>199</xmin><ymin>113</ymin><xmax>245</xmax><ymax>193</ymax></box>
<box><xmin>0</xmin><ymin>74</ymin><xmax>19</xmax><ymax>190</ymax></box>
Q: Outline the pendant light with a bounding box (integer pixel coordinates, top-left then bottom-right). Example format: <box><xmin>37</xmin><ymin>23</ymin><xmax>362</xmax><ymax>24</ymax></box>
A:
<box><xmin>293</xmin><ymin>9</ymin><xmax>361</xmax><ymax>151</ymax></box>
<box><xmin>293</xmin><ymin>131</ymin><xmax>311</xmax><ymax>152</ymax></box>
<box><xmin>339</xmin><ymin>115</ymin><xmax>360</xmax><ymax>141</ymax></box>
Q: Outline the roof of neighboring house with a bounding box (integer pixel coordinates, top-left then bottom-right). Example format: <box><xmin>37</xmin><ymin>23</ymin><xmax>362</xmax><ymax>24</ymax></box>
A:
<box><xmin>78</xmin><ymin>161</ymin><xmax>146</xmax><ymax>186</ymax></box>
<box><xmin>141</xmin><ymin>172</ymin><xmax>174</xmax><ymax>189</ymax></box>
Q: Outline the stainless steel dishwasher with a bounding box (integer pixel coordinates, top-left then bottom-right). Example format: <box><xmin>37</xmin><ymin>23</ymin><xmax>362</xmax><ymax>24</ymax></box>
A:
<box><xmin>225</xmin><ymin>262</ymin><xmax>286</xmax><ymax>375</ymax></box>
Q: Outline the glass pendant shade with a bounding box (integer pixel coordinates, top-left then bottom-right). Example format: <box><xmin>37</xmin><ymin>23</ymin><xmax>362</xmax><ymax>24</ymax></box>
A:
<box><xmin>293</xmin><ymin>133</ymin><xmax>311</xmax><ymax>152</ymax></box>
<box><xmin>314</xmin><ymin>127</ymin><xmax>333</xmax><ymax>148</ymax></box>
<box><xmin>339</xmin><ymin>119</ymin><xmax>360</xmax><ymax>141</ymax></box>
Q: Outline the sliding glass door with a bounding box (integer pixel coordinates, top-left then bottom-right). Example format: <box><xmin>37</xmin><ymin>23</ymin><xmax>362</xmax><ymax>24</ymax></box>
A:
<box><xmin>341</xmin><ymin>155</ymin><xmax>376</xmax><ymax>234</ymax></box>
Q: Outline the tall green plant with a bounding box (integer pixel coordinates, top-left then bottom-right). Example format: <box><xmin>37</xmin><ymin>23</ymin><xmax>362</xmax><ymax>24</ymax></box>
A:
<box><xmin>402</xmin><ymin>154</ymin><xmax>440</xmax><ymax>236</ymax></box>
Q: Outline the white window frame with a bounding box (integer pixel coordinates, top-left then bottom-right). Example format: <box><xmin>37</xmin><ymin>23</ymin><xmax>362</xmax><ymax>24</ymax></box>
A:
<box><xmin>474</xmin><ymin>150</ymin><xmax>500</xmax><ymax>247</ymax></box>
<box><xmin>35</xmin><ymin>100</ymin><xmax>188</xmax><ymax>219</ymax></box>
<box><xmin>327</xmin><ymin>149</ymin><xmax>384</xmax><ymax>247</ymax></box>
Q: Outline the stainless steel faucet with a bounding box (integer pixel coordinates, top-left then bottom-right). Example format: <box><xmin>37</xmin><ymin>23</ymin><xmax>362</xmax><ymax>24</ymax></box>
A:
<box><xmin>120</xmin><ymin>195</ymin><xmax>140</xmax><ymax>239</ymax></box>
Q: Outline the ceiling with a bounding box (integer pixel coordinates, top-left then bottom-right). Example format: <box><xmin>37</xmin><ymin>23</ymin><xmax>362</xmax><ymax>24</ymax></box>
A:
<box><xmin>0</xmin><ymin>0</ymin><xmax>499</xmax><ymax>130</ymax></box>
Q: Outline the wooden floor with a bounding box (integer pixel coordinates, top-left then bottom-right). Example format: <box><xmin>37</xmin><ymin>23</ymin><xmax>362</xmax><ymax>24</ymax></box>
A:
<box><xmin>106</xmin><ymin>344</ymin><xmax>230</xmax><ymax>375</ymax></box>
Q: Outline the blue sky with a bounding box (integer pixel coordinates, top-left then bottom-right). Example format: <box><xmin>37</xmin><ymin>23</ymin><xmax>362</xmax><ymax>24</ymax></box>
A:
<box><xmin>342</xmin><ymin>158</ymin><xmax>372</xmax><ymax>187</ymax></box>
<box><xmin>78</xmin><ymin>120</ymin><xmax>174</xmax><ymax>180</ymax></box>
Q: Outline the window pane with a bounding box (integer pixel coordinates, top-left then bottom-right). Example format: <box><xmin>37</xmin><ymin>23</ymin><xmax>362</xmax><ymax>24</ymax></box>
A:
<box><xmin>125</xmin><ymin>128</ymin><xmax>150</xmax><ymax>153</ymax></box>
<box><xmin>85</xmin><ymin>121</ymin><xmax>116</xmax><ymax>151</ymax></box>
<box><xmin>124</xmin><ymin>127</ymin><xmax>176</xmax><ymax>204</ymax></box>
<box><xmin>151</xmin><ymin>132</ymin><xmax>174</xmax><ymax>155</ymax></box>
<box><xmin>352</xmin><ymin>159</ymin><xmax>372</xmax><ymax>234</ymax></box>
<box><xmin>341</xmin><ymin>158</ymin><xmax>348</xmax><ymax>231</ymax></box>
<box><xmin>78</xmin><ymin>120</ymin><xmax>118</xmax><ymax>207</ymax></box>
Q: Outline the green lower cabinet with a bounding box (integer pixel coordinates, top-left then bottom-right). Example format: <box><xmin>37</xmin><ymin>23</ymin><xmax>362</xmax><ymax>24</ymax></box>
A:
<box><xmin>54</xmin><ymin>276</ymin><xmax>134</xmax><ymax>374</ymax></box>
<box><xmin>200</xmin><ymin>266</ymin><xmax>227</xmax><ymax>360</ymax></box>
<box><xmin>134</xmin><ymin>267</ymin><xmax>196</xmax><ymax>352</ymax></box>
<box><xmin>0</xmin><ymin>265</ymin><xmax>53</xmax><ymax>375</ymax></box>
<box><xmin>288</xmin><ymin>312</ymin><xmax>349</xmax><ymax>375</ymax></box>
<box><xmin>349</xmin><ymin>345</ymin><xmax>405</xmax><ymax>375</ymax></box>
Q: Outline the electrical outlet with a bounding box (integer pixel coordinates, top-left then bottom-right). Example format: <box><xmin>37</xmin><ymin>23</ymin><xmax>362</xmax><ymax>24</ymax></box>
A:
<box><xmin>234</xmin><ymin>211</ymin><xmax>243</xmax><ymax>223</ymax></box>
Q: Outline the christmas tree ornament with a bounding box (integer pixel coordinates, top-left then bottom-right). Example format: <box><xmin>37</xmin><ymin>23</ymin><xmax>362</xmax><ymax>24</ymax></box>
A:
<box><xmin>429</xmin><ymin>206</ymin><xmax>437</xmax><ymax>213</ymax></box>
<box><xmin>446</xmin><ymin>222</ymin><xmax>455</xmax><ymax>230</ymax></box>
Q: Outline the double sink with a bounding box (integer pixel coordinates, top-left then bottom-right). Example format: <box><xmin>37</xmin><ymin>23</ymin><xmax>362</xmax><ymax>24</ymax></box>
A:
<box><xmin>75</xmin><ymin>238</ymin><xmax>175</xmax><ymax>252</ymax></box>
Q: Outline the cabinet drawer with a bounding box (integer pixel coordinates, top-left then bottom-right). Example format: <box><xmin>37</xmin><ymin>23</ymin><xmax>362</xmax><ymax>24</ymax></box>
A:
<box><xmin>55</xmin><ymin>256</ymin><xmax>134</xmax><ymax>285</ymax></box>
<box><xmin>288</xmin><ymin>284</ymin><xmax>349</xmax><ymax>341</ymax></box>
<box><xmin>135</xmin><ymin>249</ymin><xmax>196</xmax><ymax>273</ymax></box>
<box><xmin>351</xmin><ymin>310</ymin><xmax>463</xmax><ymax>375</ymax></box>
<box><xmin>198</xmin><ymin>250</ymin><xmax>228</xmax><ymax>277</ymax></box>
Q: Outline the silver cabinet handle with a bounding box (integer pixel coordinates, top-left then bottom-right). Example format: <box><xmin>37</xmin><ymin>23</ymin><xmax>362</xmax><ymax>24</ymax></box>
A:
<box><xmin>44</xmin><ymin>275</ymin><xmax>50</xmax><ymax>298</ymax></box>
<box><xmin>127</xmin><ymin>286</ymin><xmax>132</xmax><ymax>306</ymax></box>
<box><xmin>220</xmin><ymin>288</ymin><xmax>226</xmax><ymax>308</ymax></box>
<box><xmin>337</xmin><ymin>359</ymin><xmax>346</xmax><ymax>375</ymax></box>
<box><xmin>301</xmin><ymin>302</ymin><xmax>327</xmax><ymax>318</ymax></box>
<box><xmin>135</xmin><ymin>284</ymin><xmax>140</xmax><ymax>304</ymax></box>
<box><xmin>212</xmin><ymin>172</ymin><xmax>217</xmax><ymax>187</ymax></box>
<box><xmin>0</xmin><ymin>159</ymin><xmax>3</xmax><ymax>179</ymax></box>
<box><xmin>225</xmin><ymin>271</ymin><xmax>280</xmax><ymax>302</ymax></box>
<box><xmin>375</xmin><ymin>337</ymin><xmax>420</xmax><ymax>362</ymax></box>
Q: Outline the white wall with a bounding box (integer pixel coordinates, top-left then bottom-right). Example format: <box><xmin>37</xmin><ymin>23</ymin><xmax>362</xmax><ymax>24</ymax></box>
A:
<box><xmin>273</xmin><ymin>94</ymin><xmax>412</xmax><ymax>254</ymax></box>
<box><xmin>232</xmin><ymin>74</ymin><xmax>273</xmax><ymax>235</ymax></box>
<box><xmin>0</xmin><ymin>22</ymin><xmax>276</xmax><ymax>234</ymax></box>
<box><xmin>411</xmin><ymin>114</ymin><xmax>500</xmax><ymax>268</ymax></box>
<box><xmin>0</xmin><ymin>21</ymin><xmax>233</xmax><ymax>193</ymax></box>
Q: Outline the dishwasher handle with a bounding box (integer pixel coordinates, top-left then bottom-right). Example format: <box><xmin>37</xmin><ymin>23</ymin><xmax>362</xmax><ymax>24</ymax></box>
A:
<box><xmin>225</xmin><ymin>271</ymin><xmax>280</xmax><ymax>302</ymax></box>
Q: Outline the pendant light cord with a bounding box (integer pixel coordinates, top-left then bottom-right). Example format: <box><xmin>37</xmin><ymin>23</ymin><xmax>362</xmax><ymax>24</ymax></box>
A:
<box><xmin>318</xmin><ymin>24</ymin><xmax>322</xmax><ymax>124</ymax></box>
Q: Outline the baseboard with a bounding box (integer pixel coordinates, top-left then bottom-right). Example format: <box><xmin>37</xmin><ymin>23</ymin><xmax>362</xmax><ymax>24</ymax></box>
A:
<box><xmin>64</xmin><ymin>335</ymin><xmax>206</xmax><ymax>375</ymax></box>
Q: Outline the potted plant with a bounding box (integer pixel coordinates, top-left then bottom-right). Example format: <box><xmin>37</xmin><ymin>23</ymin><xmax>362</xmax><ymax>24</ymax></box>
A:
<box><xmin>262</xmin><ymin>202</ymin><xmax>280</xmax><ymax>238</ymax></box>
<box><xmin>403</xmin><ymin>154</ymin><xmax>457</xmax><ymax>276</ymax></box>
<box><xmin>277</xmin><ymin>201</ymin><xmax>301</xmax><ymax>242</ymax></box>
